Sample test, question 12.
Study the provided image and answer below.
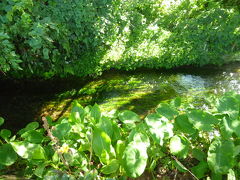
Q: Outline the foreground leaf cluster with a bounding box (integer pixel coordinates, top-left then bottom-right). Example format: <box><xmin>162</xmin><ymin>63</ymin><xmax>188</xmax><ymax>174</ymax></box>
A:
<box><xmin>0</xmin><ymin>92</ymin><xmax>240</xmax><ymax>179</ymax></box>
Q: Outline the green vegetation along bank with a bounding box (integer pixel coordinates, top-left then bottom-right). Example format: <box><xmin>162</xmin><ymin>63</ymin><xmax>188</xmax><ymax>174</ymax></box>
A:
<box><xmin>0</xmin><ymin>92</ymin><xmax>240</xmax><ymax>179</ymax></box>
<box><xmin>1</xmin><ymin>0</ymin><xmax>240</xmax><ymax>78</ymax></box>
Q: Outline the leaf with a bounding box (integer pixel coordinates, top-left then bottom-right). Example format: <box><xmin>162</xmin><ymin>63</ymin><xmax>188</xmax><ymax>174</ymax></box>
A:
<box><xmin>21</xmin><ymin>130</ymin><xmax>44</xmax><ymax>144</ymax></box>
<box><xmin>11</xmin><ymin>142</ymin><xmax>46</xmax><ymax>160</ymax></box>
<box><xmin>175</xmin><ymin>114</ymin><xmax>197</xmax><ymax>134</ymax></box>
<box><xmin>122</xmin><ymin>142</ymin><xmax>148</xmax><ymax>178</ymax></box>
<box><xmin>90</xmin><ymin>104</ymin><xmax>101</xmax><ymax>122</ymax></box>
<box><xmin>101</xmin><ymin>159</ymin><xmax>119</xmax><ymax>174</ymax></box>
<box><xmin>43</xmin><ymin>48</ymin><xmax>49</xmax><ymax>59</ymax></box>
<box><xmin>25</xmin><ymin>122</ymin><xmax>39</xmax><ymax>131</ymax></box>
<box><xmin>52</xmin><ymin>123</ymin><xmax>71</xmax><ymax>140</ymax></box>
<box><xmin>188</xmin><ymin>110</ymin><xmax>218</xmax><ymax>132</ymax></box>
<box><xmin>92</xmin><ymin>128</ymin><xmax>111</xmax><ymax>158</ymax></box>
<box><xmin>191</xmin><ymin>161</ymin><xmax>208</xmax><ymax>179</ymax></box>
<box><xmin>172</xmin><ymin>97</ymin><xmax>181</xmax><ymax>108</ymax></box>
<box><xmin>0</xmin><ymin>117</ymin><xmax>4</xmax><ymax>126</ymax></box>
<box><xmin>34</xmin><ymin>164</ymin><xmax>46</xmax><ymax>178</ymax></box>
<box><xmin>217</xmin><ymin>95</ymin><xmax>239</xmax><ymax>119</ymax></box>
<box><xmin>227</xmin><ymin>169</ymin><xmax>236</xmax><ymax>180</ymax></box>
<box><xmin>0</xmin><ymin>144</ymin><xmax>17</xmax><ymax>166</ymax></box>
<box><xmin>221</xmin><ymin>116</ymin><xmax>240</xmax><ymax>138</ymax></box>
<box><xmin>169</xmin><ymin>135</ymin><xmax>190</xmax><ymax>158</ymax></box>
<box><xmin>70</xmin><ymin>102</ymin><xmax>85</xmax><ymax>123</ymax></box>
<box><xmin>145</xmin><ymin>113</ymin><xmax>173</xmax><ymax>145</ymax></box>
<box><xmin>207</xmin><ymin>139</ymin><xmax>234</xmax><ymax>174</ymax></box>
<box><xmin>156</xmin><ymin>103</ymin><xmax>178</xmax><ymax>120</ymax></box>
<box><xmin>97</xmin><ymin>116</ymin><xmax>113</xmax><ymax>139</ymax></box>
<box><xmin>118</xmin><ymin>110</ymin><xmax>140</xmax><ymax>128</ymax></box>
<box><xmin>192</xmin><ymin>148</ymin><xmax>206</xmax><ymax>161</ymax></box>
<box><xmin>0</xmin><ymin>129</ymin><xmax>11</xmax><ymax>140</ymax></box>
<box><xmin>173</xmin><ymin>159</ymin><xmax>188</xmax><ymax>172</ymax></box>
<box><xmin>128</xmin><ymin>130</ymin><xmax>150</xmax><ymax>148</ymax></box>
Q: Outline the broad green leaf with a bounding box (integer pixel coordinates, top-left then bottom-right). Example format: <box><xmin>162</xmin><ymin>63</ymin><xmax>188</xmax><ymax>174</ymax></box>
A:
<box><xmin>234</xmin><ymin>145</ymin><xmax>240</xmax><ymax>156</ymax></box>
<box><xmin>90</xmin><ymin>104</ymin><xmax>101</xmax><ymax>122</ymax></box>
<box><xmin>156</xmin><ymin>103</ymin><xmax>178</xmax><ymax>120</ymax></box>
<box><xmin>122</xmin><ymin>142</ymin><xmax>148</xmax><ymax>178</ymax></box>
<box><xmin>128</xmin><ymin>130</ymin><xmax>150</xmax><ymax>148</ymax></box>
<box><xmin>207</xmin><ymin>139</ymin><xmax>234</xmax><ymax>174</ymax></box>
<box><xmin>175</xmin><ymin>114</ymin><xmax>196</xmax><ymax>134</ymax></box>
<box><xmin>169</xmin><ymin>135</ymin><xmax>190</xmax><ymax>158</ymax></box>
<box><xmin>0</xmin><ymin>144</ymin><xmax>17</xmax><ymax>166</ymax></box>
<box><xmin>221</xmin><ymin>116</ymin><xmax>240</xmax><ymax>138</ymax></box>
<box><xmin>172</xmin><ymin>97</ymin><xmax>181</xmax><ymax>108</ymax></box>
<box><xmin>43</xmin><ymin>48</ymin><xmax>49</xmax><ymax>59</ymax></box>
<box><xmin>118</xmin><ymin>110</ymin><xmax>140</xmax><ymax>128</ymax></box>
<box><xmin>0</xmin><ymin>117</ymin><xmax>4</xmax><ymax>126</ymax></box>
<box><xmin>188</xmin><ymin>110</ymin><xmax>218</xmax><ymax>132</ymax></box>
<box><xmin>228</xmin><ymin>169</ymin><xmax>236</xmax><ymax>180</ymax></box>
<box><xmin>11</xmin><ymin>142</ymin><xmax>46</xmax><ymax>160</ymax></box>
<box><xmin>112</xmin><ymin>122</ymin><xmax>121</xmax><ymax>142</ymax></box>
<box><xmin>97</xmin><ymin>116</ymin><xmax>113</xmax><ymax>139</ymax></box>
<box><xmin>21</xmin><ymin>130</ymin><xmax>44</xmax><ymax>144</ymax></box>
<box><xmin>217</xmin><ymin>96</ymin><xmax>239</xmax><ymax>119</ymax></box>
<box><xmin>101</xmin><ymin>159</ymin><xmax>119</xmax><ymax>174</ymax></box>
<box><xmin>0</xmin><ymin>129</ymin><xmax>11</xmax><ymax>140</ymax></box>
<box><xmin>116</xmin><ymin>140</ymin><xmax>125</xmax><ymax>158</ymax></box>
<box><xmin>145</xmin><ymin>113</ymin><xmax>173</xmax><ymax>145</ymax></box>
<box><xmin>25</xmin><ymin>122</ymin><xmax>39</xmax><ymax>131</ymax></box>
<box><xmin>92</xmin><ymin>128</ymin><xmax>111</xmax><ymax>158</ymax></box>
<box><xmin>52</xmin><ymin>123</ymin><xmax>71</xmax><ymax>140</ymax></box>
<box><xmin>70</xmin><ymin>102</ymin><xmax>85</xmax><ymax>123</ymax></box>
<box><xmin>192</xmin><ymin>148</ymin><xmax>206</xmax><ymax>161</ymax></box>
<box><xmin>191</xmin><ymin>161</ymin><xmax>208</xmax><ymax>179</ymax></box>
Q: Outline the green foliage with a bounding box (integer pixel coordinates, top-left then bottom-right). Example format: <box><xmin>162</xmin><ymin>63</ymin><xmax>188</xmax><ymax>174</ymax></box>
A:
<box><xmin>0</xmin><ymin>93</ymin><xmax>240</xmax><ymax>179</ymax></box>
<box><xmin>0</xmin><ymin>0</ymin><xmax>240</xmax><ymax>78</ymax></box>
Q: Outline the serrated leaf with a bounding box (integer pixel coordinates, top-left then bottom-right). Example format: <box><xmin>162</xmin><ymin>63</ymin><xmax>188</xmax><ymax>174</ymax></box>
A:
<box><xmin>207</xmin><ymin>139</ymin><xmax>234</xmax><ymax>174</ymax></box>
<box><xmin>122</xmin><ymin>142</ymin><xmax>148</xmax><ymax>178</ymax></box>
<box><xmin>0</xmin><ymin>144</ymin><xmax>17</xmax><ymax>166</ymax></box>
<box><xmin>169</xmin><ymin>135</ymin><xmax>190</xmax><ymax>158</ymax></box>
<box><xmin>175</xmin><ymin>114</ymin><xmax>196</xmax><ymax>134</ymax></box>
<box><xmin>188</xmin><ymin>110</ymin><xmax>218</xmax><ymax>132</ymax></box>
<box><xmin>156</xmin><ymin>103</ymin><xmax>178</xmax><ymax>120</ymax></box>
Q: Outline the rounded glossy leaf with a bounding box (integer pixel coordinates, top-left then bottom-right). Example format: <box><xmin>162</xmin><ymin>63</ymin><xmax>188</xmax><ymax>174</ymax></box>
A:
<box><xmin>175</xmin><ymin>114</ymin><xmax>196</xmax><ymax>134</ymax></box>
<box><xmin>118</xmin><ymin>110</ymin><xmax>140</xmax><ymax>128</ymax></box>
<box><xmin>122</xmin><ymin>142</ymin><xmax>148</xmax><ymax>178</ymax></box>
<box><xmin>0</xmin><ymin>117</ymin><xmax>4</xmax><ymax>126</ymax></box>
<box><xmin>0</xmin><ymin>129</ymin><xmax>11</xmax><ymax>139</ymax></box>
<box><xmin>0</xmin><ymin>144</ymin><xmax>17</xmax><ymax>166</ymax></box>
<box><xmin>217</xmin><ymin>96</ymin><xmax>239</xmax><ymax>119</ymax></box>
<box><xmin>156</xmin><ymin>103</ymin><xmax>178</xmax><ymax>120</ymax></box>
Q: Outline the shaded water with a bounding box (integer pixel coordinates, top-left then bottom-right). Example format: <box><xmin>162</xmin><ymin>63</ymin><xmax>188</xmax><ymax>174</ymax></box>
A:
<box><xmin>0</xmin><ymin>62</ymin><xmax>240</xmax><ymax>131</ymax></box>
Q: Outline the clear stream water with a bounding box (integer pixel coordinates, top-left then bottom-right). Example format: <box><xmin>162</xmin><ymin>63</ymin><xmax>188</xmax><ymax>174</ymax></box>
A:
<box><xmin>0</xmin><ymin>62</ymin><xmax>240</xmax><ymax>131</ymax></box>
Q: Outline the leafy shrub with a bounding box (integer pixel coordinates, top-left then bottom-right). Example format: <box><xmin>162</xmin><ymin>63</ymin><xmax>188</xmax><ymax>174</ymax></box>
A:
<box><xmin>0</xmin><ymin>92</ymin><xmax>240</xmax><ymax>179</ymax></box>
<box><xmin>0</xmin><ymin>0</ymin><xmax>240</xmax><ymax>77</ymax></box>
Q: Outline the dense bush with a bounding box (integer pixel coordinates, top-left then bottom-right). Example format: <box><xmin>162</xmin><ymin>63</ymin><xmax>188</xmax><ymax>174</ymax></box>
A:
<box><xmin>0</xmin><ymin>0</ymin><xmax>240</xmax><ymax>78</ymax></box>
<box><xmin>0</xmin><ymin>92</ymin><xmax>240</xmax><ymax>179</ymax></box>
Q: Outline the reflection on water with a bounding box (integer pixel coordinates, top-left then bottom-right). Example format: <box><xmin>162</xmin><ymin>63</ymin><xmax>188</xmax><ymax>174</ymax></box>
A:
<box><xmin>0</xmin><ymin>62</ymin><xmax>240</xmax><ymax>131</ymax></box>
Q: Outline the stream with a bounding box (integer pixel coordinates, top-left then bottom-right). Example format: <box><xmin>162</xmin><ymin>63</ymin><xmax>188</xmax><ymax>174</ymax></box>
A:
<box><xmin>0</xmin><ymin>62</ymin><xmax>240</xmax><ymax>132</ymax></box>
